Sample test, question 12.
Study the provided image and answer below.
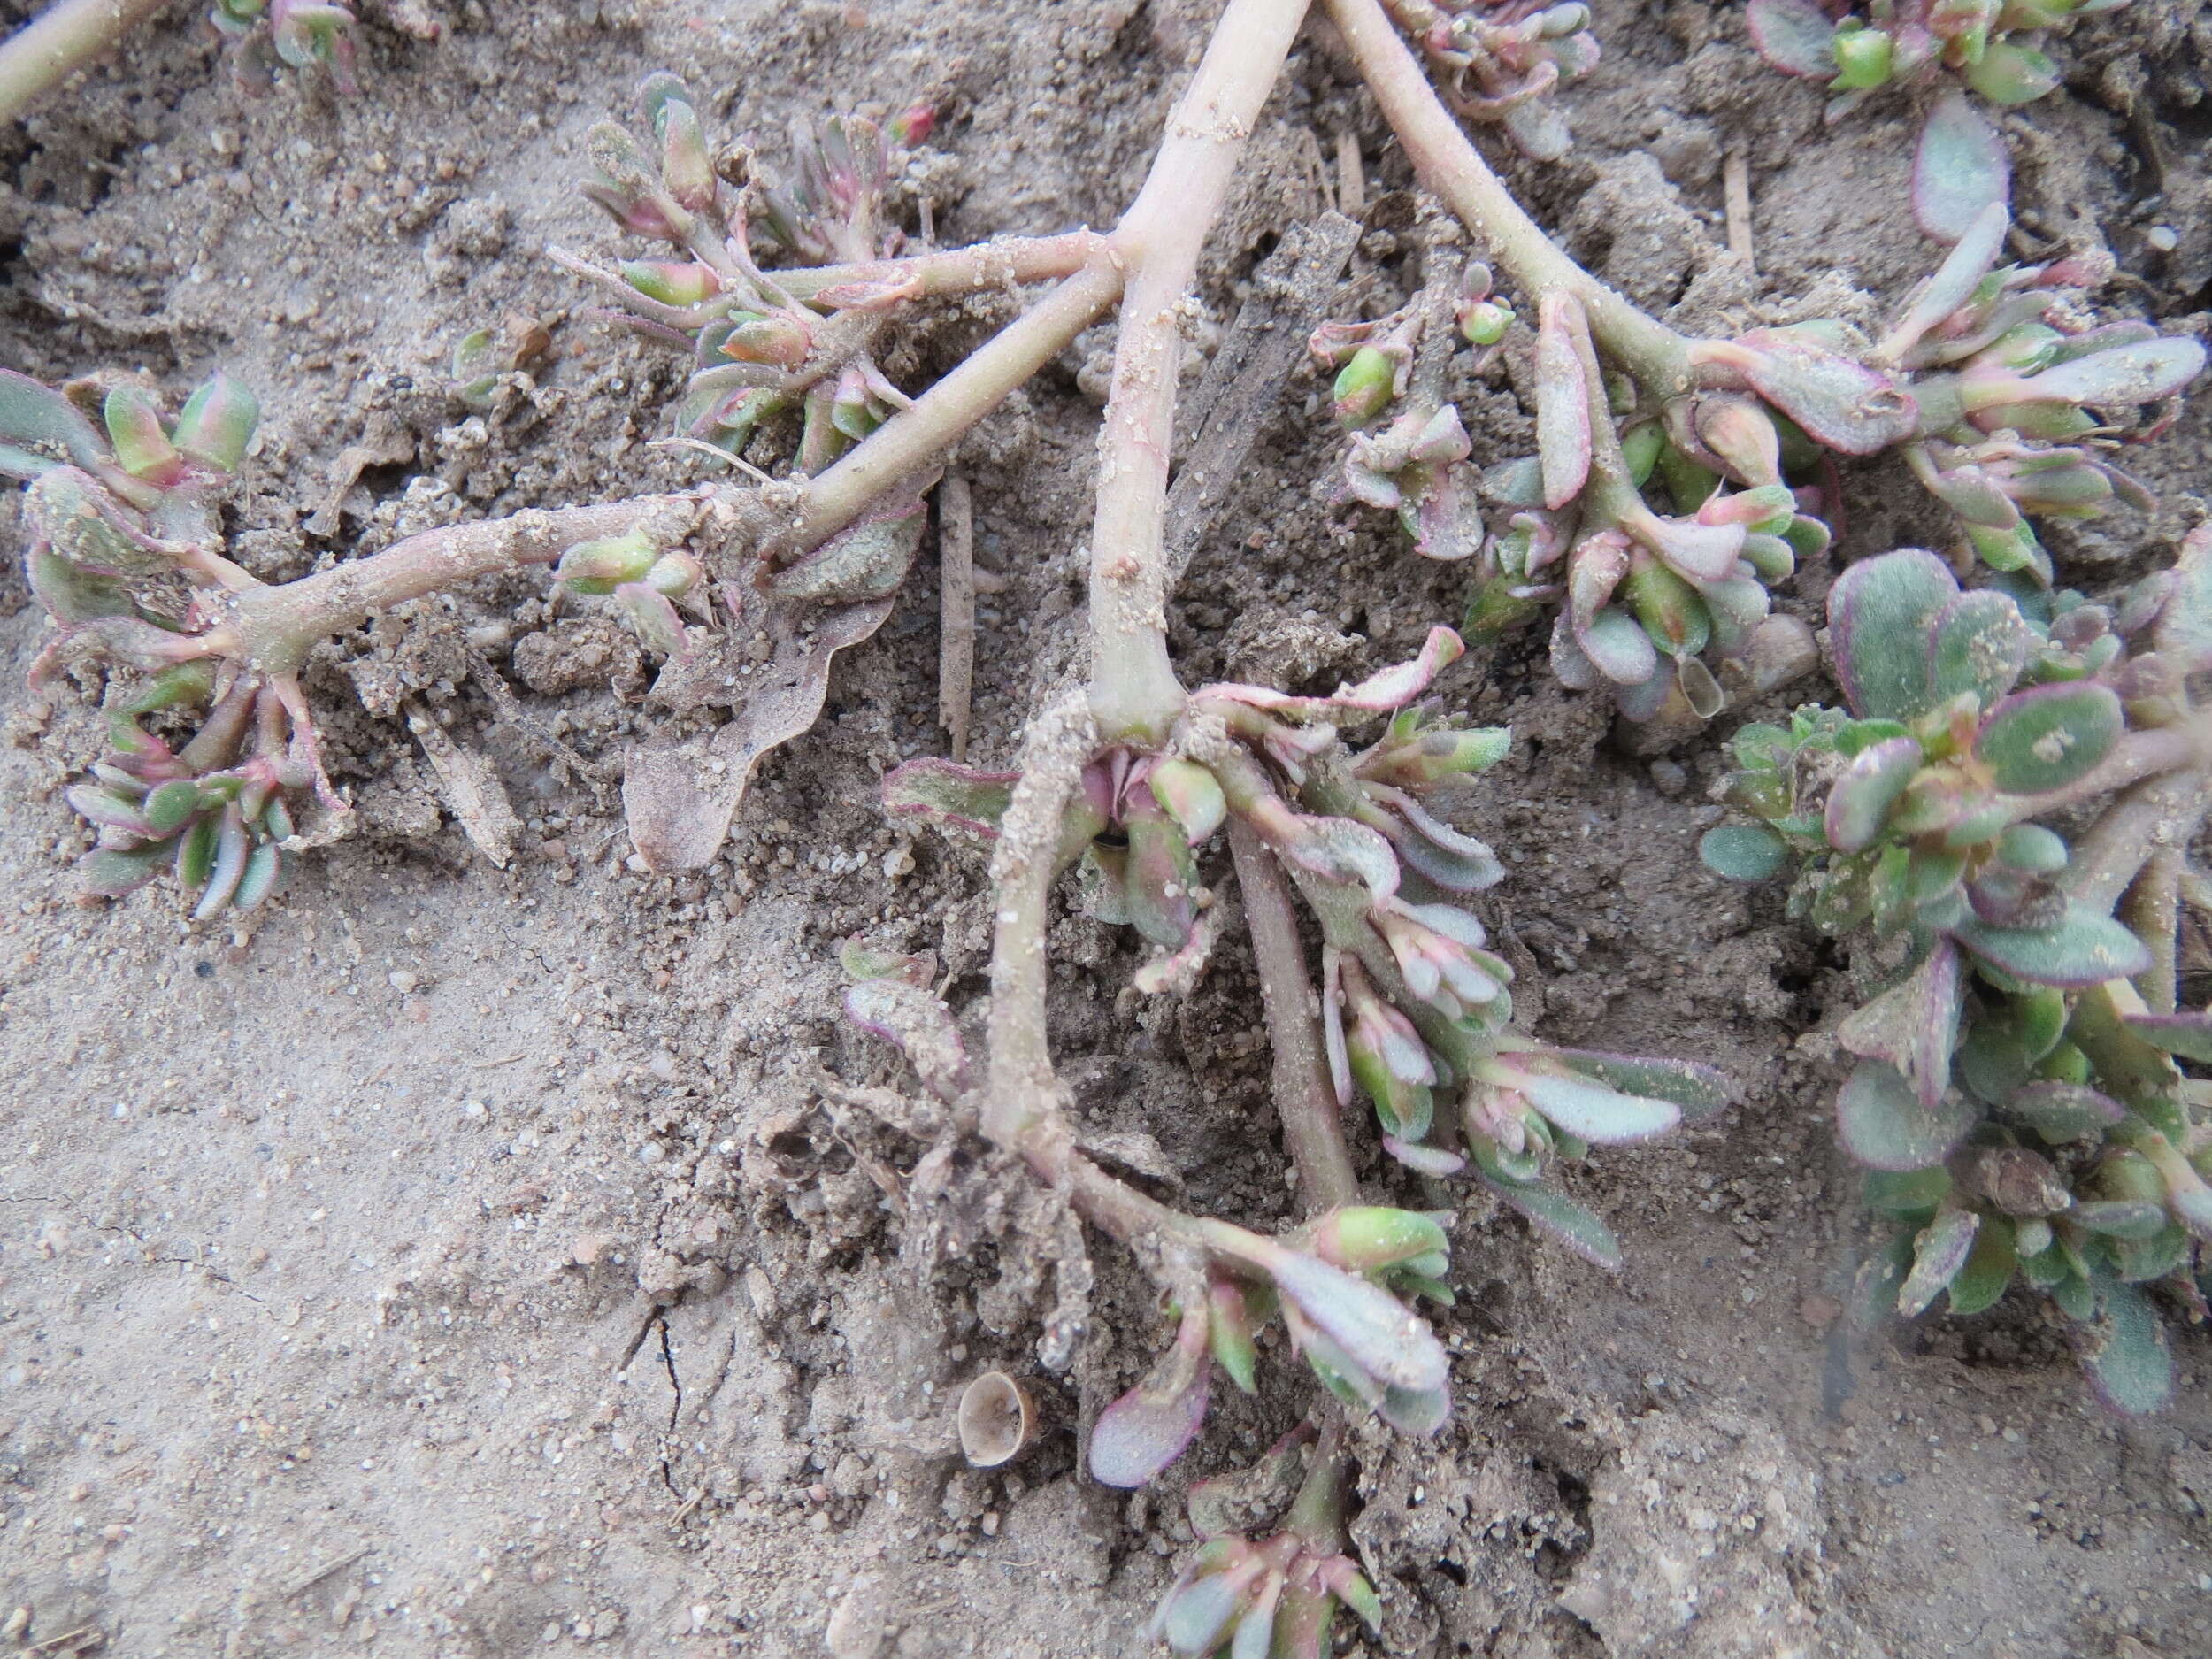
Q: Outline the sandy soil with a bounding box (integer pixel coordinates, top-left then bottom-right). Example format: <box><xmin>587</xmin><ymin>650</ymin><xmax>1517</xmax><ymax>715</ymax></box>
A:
<box><xmin>1</xmin><ymin>1</ymin><xmax>2210</xmax><ymax>1655</ymax></box>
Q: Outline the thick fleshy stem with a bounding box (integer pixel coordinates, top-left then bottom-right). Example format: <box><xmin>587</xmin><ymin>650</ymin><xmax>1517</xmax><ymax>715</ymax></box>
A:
<box><xmin>1230</xmin><ymin>816</ymin><xmax>1363</xmax><ymax>1212</ymax></box>
<box><xmin>1086</xmin><ymin>0</ymin><xmax>1316</xmax><ymax>743</ymax></box>
<box><xmin>1323</xmin><ymin>0</ymin><xmax>1692</xmax><ymax>395</ymax></box>
<box><xmin>0</xmin><ymin>0</ymin><xmax>171</xmax><ymax>125</ymax></box>
<box><xmin>1283</xmin><ymin>1418</ymin><xmax>1352</xmax><ymax>1551</ymax></box>
<box><xmin>2124</xmin><ymin>849</ymin><xmax>2183</xmax><ymax>1018</ymax></box>
<box><xmin>2064</xmin><ymin>768</ymin><xmax>2209</xmax><ymax>915</ymax></box>
<box><xmin>217</xmin><ymin>496</ymin><xmax>704</xmax><ymax>675</ymax></box>
<box><xmin>776</xmin><ymin>230</ymin><xmax>1112</xmax><ymax>303</ymax></box>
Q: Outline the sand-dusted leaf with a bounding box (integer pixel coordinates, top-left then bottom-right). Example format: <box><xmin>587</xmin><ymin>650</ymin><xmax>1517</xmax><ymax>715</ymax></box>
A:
<box><xmin>843</xmin><ymin>977</ymin><xmax>969</xmax><ymax>1100</ymax></box>
<box><xmin>2075</xmin><ymin>1268</ymin><xmax>2172</xmax><ymax>1415</ymax></box>
<box><xmin>1330</xmin><ymin>626</ymin><xmax>1464</xmax><ymax>712</ymax></box>
<box><xmin>2120</xmin><ymin>1010</ymin><xmax>2212</xmax><ymax>1064</ymax></box>
<box><xmin>1947</xmin><ymin>1215</ymin><xmax>2016</xmax><ymax>1317</ymax></box>
<box><xmin>1552</xmin><ymin>1049</ymin><xmax>1731</xmax><ymax>1120</ymax></box>
<box><xmin>881</xmin><ymin>757</ymin><xmax>1018</xmax><ymax>836</ymax></box>
<box><xmin>1700</xmin><ymin>823</ymin><xmax>1787</xmax><ymax>881</ymax></box>
<box><xmin>1472</xmin><ymin>1164</ymin><xmax>1622</xmax><ymax>1271</ymax></box>
<box><xmin>1951</xmin><ymin>905</ymin><xmax>2152</xmax><ymax>987</ymax></box>
<box><xmin>2151</xmin><ymin>523</ymin><xmax>2212</xmax><ymax>671</ymax></box>
<box><xmin>1836</xmin><ymin>1060</ymin><xmax>1978</xmax><ymax>1171</ymax></box>
<box><xmin>1517</xmin><ymin>1071</ymin><xmax>1679</xmax><ymax>1145</ymax></box>
<box><xmin>80</xmin><ymin>842</ymin><xmax>169</xmax><ymax>898</ymax></box>
<box><xmin>1745</xmin><ymin>0</ymin><xmax>1836</xmax><ymax>75</ymax></box>
<box><xmin>1897</xmin><ymin>1206</ymin><xmax>1979</xmax><ymax>1317</ymax></box>
<box><xmin>1090</xmin><ymin>1351</ymin><xmax>1211</xmax><ymax>1490</ymax></box>
<box><xmin>2024</xmin><ymin>338</ymin><xmax>2207</xmax><ymax>409</ymax></box>
<box><xmin>1125</xmin><ymin>798</ymin><xmax>1198</xmax><ymax>951</ymax></box>
<box><xmin>1722</xmin><ymin>330</ymin><xmax>1917</xmax><ymax>456</ymax></box>
<box><xmin>1973</xmin><ymin>682</ymin><xmax>2121</xmax><ymax>795</ymax></box>
<box><xmin>2007</xmin><ymin>1080</ymin><xmax>2125</xmax><ymax>1143</ymax></box>
<box><xmin>1829</xmin><ymin>550</ymin><xmax>1956</xmax><ymax>719</ymax></box>
<box><xmin>1927</xmin><ymin>588</ymin><xmax>2030</xmax><ymax>708</ymax></box>
<box><xmin>1825</xmin><ymin>734</ymin><xmax>1923</xmax><ymax>853</ymax></box>
<box><xmin>1912</xmin><ymin>96</ymin><xmax>2009</xmax><ymax>244</ymax></box>
<box><xmin>1837</xmin><ymin>941</ymin><xmax>1963</xmax><ymax>1110</ymax></box>
<box><xmin>0</xmin><ymin>369</ymin><xmax>105</xmax><ymax>466</ymax></box>
<box><xmin>1535</xmin><ymin>295</ymin><xmax>1592</xmax><ymax>510</ymax></box>
<box><xmin>1579</xmin><ymin>606</ymin><xmax>1659</xmax><ymax>687</ymax></box>
<box><xmin>2072</xmin><ymin>1200</ymin><xmax>2169</xmax><ymax>1240</ymax></box>
<box><xmin>1260</xmin><ymin>1248</ymin><xmax>1448</xmax><ymax>1395</ymax></box>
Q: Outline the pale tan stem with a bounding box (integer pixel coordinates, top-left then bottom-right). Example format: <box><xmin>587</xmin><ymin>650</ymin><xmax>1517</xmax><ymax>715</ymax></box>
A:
<box><xmin>2124</xmin><ymin>849</ymin><xmax>2183</xmax><ymax>1017</ymax></box>
<box><xmin>1087</xmin><ymin>0</ymin><xmax>1317</xmax><ymax>742</ymax></box>
<box><xmin>0</xmin><ymin>0</ymin><xmax>170</xmax><ymax>125</ymax></box>
<box><xmin>2064</xmin><ymin>770</ymin><xmax>2209</xmax><ymax>915</ymax></box>
<box><xmin>225</xmin><ymin>495</ymin><xmax>701</xmax><ymax>674</ymax></box>
<box><xmin>1323</xmin><ymin>0</ymin><xmax>1692</xmax><ymax>393</ymax></box>
<box><xmin>777</xmin><ymin>231</ymin><xmax>1112</xmax><ymax>302</ymax></box>
<box><xmin>795</xmin><ymin>258</ymin><xmax>1125</xmax><ymax>551</ymax></box>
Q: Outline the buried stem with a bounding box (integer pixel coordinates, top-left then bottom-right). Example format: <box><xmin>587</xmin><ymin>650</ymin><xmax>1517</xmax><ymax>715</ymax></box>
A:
<box><xmin>0</xmin><ymin>0</ymin><xmax>170</xmax><ymax>126</ymax></box>
<box><xmin>1230</xmin><ymin>817</ymin><xmax>1363</xmax><ymax>1211</ymax></box>
<box><xmin>1321</xmin><ymin>0</ymin><xmax>1692</xmax><ymax>394</ymax></box>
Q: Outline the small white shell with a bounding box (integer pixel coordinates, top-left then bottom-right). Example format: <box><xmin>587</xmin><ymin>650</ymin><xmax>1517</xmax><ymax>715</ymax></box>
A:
<box><xmin>956</xmin><ymin>1370</ymin><xmax>1037</xmax><ymax>1467</ymax></box>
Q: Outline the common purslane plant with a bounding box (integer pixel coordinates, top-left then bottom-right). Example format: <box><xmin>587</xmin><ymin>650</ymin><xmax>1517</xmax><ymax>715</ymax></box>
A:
<box><xmin>1379</xmin><ymin>0</ymin><xmax>1601</xmax><ymax>160</ymax></box>
<box><xmin>211</xmin><ymin>0</ymin><xmax>363</xmax><ymax>94</ymax></box>
<box><xmin>7</xmin><ymin>0</ymin><xmax>2208</xmax><ymax>1646</ymax></box>
<box><xmin>1747</xmin><ymin>1</ymin><xmax>2130</xmax><ymax>238</ymax></box>
<box><xmin>1701</xmin><ymin>541</ymin><xmax>2212</xmax><ymax>1409</ymax></box>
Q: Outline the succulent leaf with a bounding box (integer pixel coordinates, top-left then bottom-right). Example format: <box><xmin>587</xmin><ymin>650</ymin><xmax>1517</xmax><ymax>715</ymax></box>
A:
<box><xmin>1912</xmin><ymin>93</ymin><xmax>2010</xmax><ymax>244</ymax></box>
<box><xmin>1836</xmin><ymin>1060</ymin><xmax>1978</xmax><ymax>1171</ymax></box>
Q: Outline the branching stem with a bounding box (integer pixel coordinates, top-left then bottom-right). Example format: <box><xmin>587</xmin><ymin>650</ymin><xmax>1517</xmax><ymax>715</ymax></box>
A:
<box><xmin>1323</xmin><ymin>0</ymin><xmax>1693</xmax><ymax>394</ymax></box>
<box><xmin>1086</xmin><ymin>0</ymin><xmax>1316</xmax><ymax>743</ymax></box>
<box><xmin>777</xmin><ymin>230</ymin><xmax>1112</xmax><ymax>302</ymax></box>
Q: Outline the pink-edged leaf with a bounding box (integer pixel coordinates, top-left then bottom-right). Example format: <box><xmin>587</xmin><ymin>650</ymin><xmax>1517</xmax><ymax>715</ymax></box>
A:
<box><xmin>2008</xmin><ymin>1079</ymin><xmax>2127</xmax><ymax>1142</ymax></box>
<box><xmin>1824</xmin><ymin>733</ymin><xmax>1924</xmax><ymax>851</ymax></box>
<box><xmin>2120</xmin><ymin>1010</ymin><xmax>2212</xmax><ymax>1064</ymax></box>
<box><xmin>1881</xmin><ymin>202</ymin><xmax>2009</xmax><ymax>361</ymax></box>
<box><xmin>842</xmin><ymin>977</ymin><xmax>970</xmax><ymax>1099</ymax></box>
<box><xmin>880</xmin><ymin>757</ymin><xmax>1019</xmax><ymax>836</ymax></box>
<box><xmin>1827</xmin><ymin>549</ymin><xmax>1958</xmax><ymax>719</ymax></box>
<box><xmin>1535</xmin><ymin>295</ymin><xmax>1592</xmax><ymax>511</ymax></box>
<box><xmin>1383</xmin><ymin>1136</ymin><xmax>1466</xmax><ymax>1176</ymax></box>
<box><xmin>1897</xmin><ymin>1206</ymin><xmax>1980</xmax><ymax>1317</ymax></box>
<box><xmin>1913</xmin><ymin>94</ymin><xmax>2010</xmax><ymax>244</ymax></box>
<box><xmin>1577</xmin><ymin>607</ymin><xmax>1659</xmax><ymax>687</ymax></box>
<box><xmin>1631</xmin><ymin>511</ymin><xmax>1747</xmax><ymax>584</ymax></box>
<box><xmin>2024</xmin><ymin>338</ymin><xmax>2208</xmax><ymax>408</ymax></box>
<box><xmin>1551</xmin><ymin>1050</ymin><xmax>1732</xmax><ymax>1120</ymax></box>
<box><xmin>1745</xmin><ymin>0</ymin><xmax>1837</xmax><ymax>77</ymax></box>
<box><xmin>1089</xmin><ymin>1357</ymin><xmax>1211</xmax><ymax>1489</ymax></box>
<box><xmin>1517</xmin><ymin>1071</ymin><xmax>1679</xmax><ymax>1145</ymax></box>
<box><xmin>1837</xmin><ymin>1060</ymin><xmax>1978</xmax><ymax>1171</ymax></box>
<box><xmin>1836</xmin><ymin>941</ymin><xmax>1962</xmax><ymax>1110</ymax></box>
<box><xmin>1321</xmin><ymin>948</ymin><xmax>1355</xmax><ymax>1108</ymax></box>
<box><xmin>1235</xmin><ymin>1241</ymin><xmax>1448</xmax><ymax>1394</ymax></box>
<box><xmin>1331</xmin><ymin>626</ymin><xmax>1466</xmax><ymax>710</ymax></box>
<box><xmin>1714</xmin><ymin>332</ymin><xmax>1919</xmax><ymax>455</ymax></box>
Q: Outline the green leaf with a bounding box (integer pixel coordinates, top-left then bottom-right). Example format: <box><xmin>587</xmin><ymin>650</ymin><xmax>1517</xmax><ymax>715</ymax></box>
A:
<box><xmin>2120</xmin><ymin>1011</ymin><xmax>2212</xmax><ymax>1064</ymax></box>
<box><xmin>1517</xmin><ymin>1071</ymin><xmax>1679</xmax><ymax>1146</ymax></box>
<box><xmin>1473</xmin><ymin>1171</ymin><xmax>1622</xmax><ymax>1271</ymax></box>
<box><xmin>1744</xmin><ymin>0</ymin><xmax>1836</xmax><ymax>76</ymax></box>
<box><xmin>1699</xmin><ymin>823</ymin><xmax>1787</xmax><ymax>880</ymax></box>
<box><xmin>1951</xmin><ymin>905</ymin><xmax>2153</xmax><ymax>987</ymax></box>
<box><xmin>1824</xmin><ymin>735</ymin><xmax>1923</xmax><ymax>852</ymax></box>
<box><xmin>1865</xmin><ymin>1166</ymin><xmax>1952</xmax><ymax>1214</ymax></box>
<box><xmin>2005</xmin><ymin>1080</ymin><xmax>2125</xmax><ymax>1144</ymax></box>
<box><xmin>1963</xmin><ymin>38</ymin><xmax>2058</xmax><ymax>104</ymax></box>
<box><xmin>1828</xmin><ymin>550</ymin><xmax>1957</xmax><ymax>720</ymax></box>
<box><xmin>2076</xmin><ymin>1267</ymin><xmax>2172</xmax><ymax>1416</ymax></box>
<box><xmin>1912</xmin><ymin>94</ymin><xmax>2010</xmax><ymax>243</ymax></box>
<box><xmin>1897</xmin><ymin>1206</ymin><xmax>1979</xmax><ymax>1317</ymax></box>
<box><xmin>879</xmin><ymin>757</ymin><xmax>1018</xmax><ymax>836</ymax></box>
<box><xmin>1835</xmin><ymin>1060</ymin><xmax>1979</xmax><ymax>1171</ymax></box>
<box><xmin>1972</xmin><ymin>682</ymin><xmax>2122</xmax><ymax>795</ymax></box>
<box><xmin>1927</xmin><ymin>589</ymin><xmax>2030</xmax><ymax>708</ymax></box>
<box><xmin>0</xmin><ymin>368</ymin><xmax>106</xmax><ymax>465</ymax></box>
<box><xmin>1947</xmin><ymin>1216</ymin><xmax>2016</xmax><ymax>1317</ymax></box>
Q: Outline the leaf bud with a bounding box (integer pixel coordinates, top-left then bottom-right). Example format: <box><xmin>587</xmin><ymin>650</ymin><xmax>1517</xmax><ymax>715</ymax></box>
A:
<box><xmin>1331</xmin><ymin>346</ymin><xmax>1397</xmax><ymax>427</ymax></box>
<box><xmin>1148</xmin><ymin>758</ymin><xmax>1226</xmax><ymax>844</ymax></box>
<box><xmin>1459</xmin><ymin>299</ymin><xmax>1515</xmax><ymax>348</ymax></box>
<box><xmin>1830</xmin><ymin>23</ymin><xmax>1894</xmax><ymax>91</ymax></box>
<box><xmin>171</xmin><ymin>373</ymin><xmax>259</xmax><ymax>474</ymax></box>
<box><xmin>619</xmin><ymin>259</ymin><xmax>721</xmax><ymax>307</ymax></box>
<box><xmin>644</xmin><ymin>550</ymin><xmax>703</xmax><ymax>597</ymax></box>
<box><xmin>103</xmin><ymin>386</ymin><xmax>183</xmax><ymax>487</ymax></box>
<box><xmin>556</xmin><ymin>528</ymin><xmax>659</xmax><ymax>594</ymax></box>
<box><xmin>1624</xmin><ymin>557</ymin><xmax>1711</xmax><ymax>659</ymax></box>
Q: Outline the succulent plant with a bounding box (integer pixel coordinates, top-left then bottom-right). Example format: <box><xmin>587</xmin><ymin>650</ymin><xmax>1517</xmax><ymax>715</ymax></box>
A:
<box><xmin>211</xmin><ymin>0</ymin><xmax>362</xmax><ymax>95</ymax></box>
<box><xmin>1379</xmin><ymin>0</ymin><xmax>1602</xmax><ymax>160</ymax></box>
<box><xmin>1702</xmin><ymin>542</ymin><xmax>2212</xmax><ymax>1409</ymax></box>
<box><xmin>556</xmin><ymin>75</ymin><xmax>927</xmax><ymax>479</ymax></box>
<box><xmin>1747</xmin><ymin>0</ymin><xmax>2132</xmax><ymax>237</ymax></box>
<box><xmin>1150</xmin><ymin>1423</ymin><xmax>1386</xmax><ymax>1659</ymax></box>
